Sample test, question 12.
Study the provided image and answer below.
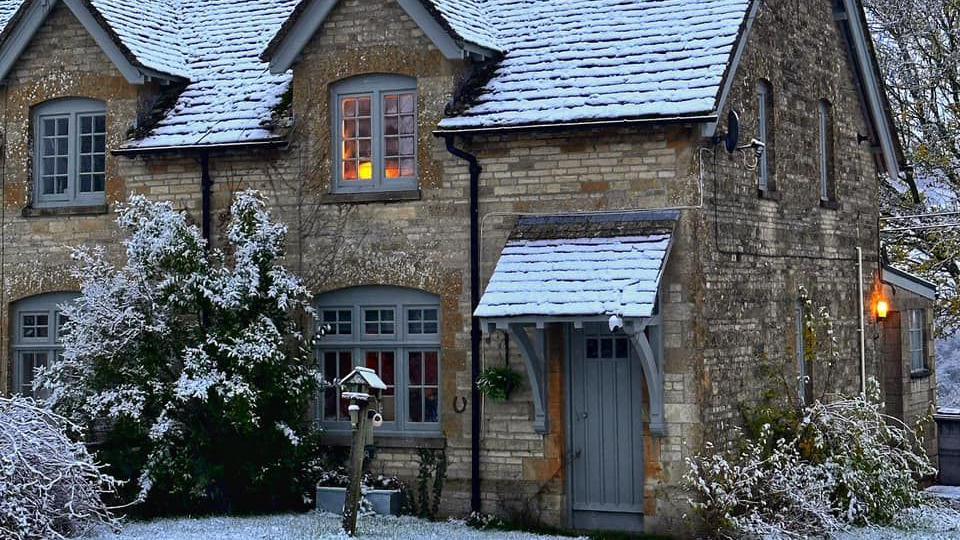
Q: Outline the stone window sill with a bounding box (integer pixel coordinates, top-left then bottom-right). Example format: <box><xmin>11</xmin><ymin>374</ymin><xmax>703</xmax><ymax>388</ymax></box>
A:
<box><xmin>23</xmin><ymin>204</ymin><xmax>109</xmax><ymax>218</ymax></box>
<box><xmin>910</xmin><ymin>368</ymin><xmax>931</xmax><ymax>380</ymax></box>
<box><xmin>820</xmin><ymin>199</ymin><xmax>840</xmax><ymax>210</ymax></box>
<box><xmin>320</xmin><ymin>431</ymin><xmax>444</xmax><ymax>449</ymax></box>
<box><xmin>758</xmin><ymin>189</ymin><xmax>781</xmax><ymax>201</ymax></box>
<box><xmin>320</xmin><ymin>189</ymin><xmax>421</xmax><ymax>205</ymax></box>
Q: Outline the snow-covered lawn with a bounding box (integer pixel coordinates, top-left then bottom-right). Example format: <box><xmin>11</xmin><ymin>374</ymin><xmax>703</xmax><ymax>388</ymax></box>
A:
<box><xmin>835</xmin><ymin>488</ymin><xmax>960</xmax><ymax>539</ymax></box>
<box><xmin>86</xmin><ymin>513</ymin><xmax>579</xmax><ymax>540</ymax></box>
<box><xmin>82</xmin><ymin>498</ymin><xmax>960</xmax><ymax>540</ymax></box>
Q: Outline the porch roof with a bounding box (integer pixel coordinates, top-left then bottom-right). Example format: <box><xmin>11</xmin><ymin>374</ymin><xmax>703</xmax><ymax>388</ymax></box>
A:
<box><xmin>475</xmin><ymin>211</ymin><xmax>676</xmax><ymax>320</ymax></box>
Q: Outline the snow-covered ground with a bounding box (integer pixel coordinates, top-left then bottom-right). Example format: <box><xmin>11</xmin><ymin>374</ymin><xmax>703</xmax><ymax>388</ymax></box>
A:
<box><xmin>835</xmin><ymin>488</ymin><xmax>960</xmax><ymax>539</ymax></box>
<box><xmin>86</xmin><ymin>513</ymin><xmax>579</xmax><ymax>540</ymax></box>
<box><xmin>83</xmin><ymin>500</ymin><xmax>960</xmax><ymax>540</ymax></box>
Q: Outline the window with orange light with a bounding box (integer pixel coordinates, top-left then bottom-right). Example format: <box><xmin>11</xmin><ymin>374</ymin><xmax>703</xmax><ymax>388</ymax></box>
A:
<box><xmin>332</xmin><ymin>75</ymin><xmax>418</xmax><ymax>193</ymax></box>
<box><xmin>340</xmin><ymin>96</ymin><xmax>372</xmax><ymax>182</ymax></box>
<box><xmin>383</xmin><ymin>92</ymin><xmax>416</xmax><ymax>180</ymax></box>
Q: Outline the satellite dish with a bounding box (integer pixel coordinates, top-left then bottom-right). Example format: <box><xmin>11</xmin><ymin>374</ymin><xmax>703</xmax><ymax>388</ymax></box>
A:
<box><xmin>725</xmin><ymin>110</ymin><xmax>740</xmax><ymax>154</ymax></box>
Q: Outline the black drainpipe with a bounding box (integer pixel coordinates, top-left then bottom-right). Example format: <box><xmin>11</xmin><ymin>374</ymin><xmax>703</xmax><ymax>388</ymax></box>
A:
<box><xmin>444</xmin><ymin>135</ymin><xmax>482</xmax><ymax>513</ymax></box>
<box><xmin>200</xmin><ymin>151</ymin><xmax>212</xmax><ymax>244</ymax></box>
<box><xmin>199</xmin><ymin>151</ymin><xmax>212</xmax><ymax>329</ymax></box>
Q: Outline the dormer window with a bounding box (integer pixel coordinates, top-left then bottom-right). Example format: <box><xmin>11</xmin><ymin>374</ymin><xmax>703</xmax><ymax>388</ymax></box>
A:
<box><xmin>331</xmin><ymin>75</ymin><xmax>418</xmax><ymax>194</ymax></box>
<box><xmin>33</xmin><ymin>98</ymin><xmax>107</xmax><ymax>208</ymax></box>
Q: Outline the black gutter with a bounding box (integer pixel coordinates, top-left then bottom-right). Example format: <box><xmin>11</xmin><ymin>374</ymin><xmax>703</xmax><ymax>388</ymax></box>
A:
<box><xmin>433</xmin><ymin>114</ymin><xmax>717</xmax><ymax>137</ymax></box>
<box><xmin>444</xmin><ymin>134</ymin><xmax>482</xmax><ymax>513</ymax></box>
<box><xmin>111</xmin><ymin>138</ymin><xmax>288</xmax><ymax>157</ymax></box>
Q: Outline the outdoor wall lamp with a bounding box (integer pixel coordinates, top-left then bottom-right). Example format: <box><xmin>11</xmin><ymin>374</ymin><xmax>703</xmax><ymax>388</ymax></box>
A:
<box><xmin>876</xmin><ymin>299</ymin><xmax>889</xmax><ymax>320</ymax></box>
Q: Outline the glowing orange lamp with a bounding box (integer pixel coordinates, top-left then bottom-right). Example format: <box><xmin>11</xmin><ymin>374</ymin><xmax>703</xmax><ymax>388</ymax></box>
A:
<box><xmin>358</xmin><ymin>162</ymin><xmax>373</xmax><ymax>180</ymax></box>
<box><xmin>876</xmin><ymin>299</ymin><xmax>889</xmax><ymax>320</ymax></box>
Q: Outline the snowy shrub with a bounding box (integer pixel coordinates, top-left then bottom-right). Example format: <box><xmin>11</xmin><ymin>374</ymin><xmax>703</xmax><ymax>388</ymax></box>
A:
<box><xmin>0</xmin><ymin>396</ymin><xmax>120</xmax><ymax>539</ymax></box>
<box><xmin>686</xmin><ymin>381</ymin><xmax>936</xmax><ymax>539</ymax></box>
<box><xmin>37</xmin><ymin>191</ymin><xmax>322</xmax><ymax>516</ymax></box>
<box><xmin>315</xmin><ymin>466</ymin><xmax>404</xmax><ymax>491</ymax></box>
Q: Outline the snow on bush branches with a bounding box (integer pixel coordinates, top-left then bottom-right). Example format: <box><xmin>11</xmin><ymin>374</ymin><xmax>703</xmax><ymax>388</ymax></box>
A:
<box><xmin>0</xmin><ymin>396</ymin><xmax>120</xmax><ymax>539</ymax></box>
<box><xmin>36</xmin><ymin>191</ymin><xmax>322</xmax><ymax>514</ymax></box>
<box><xmin>685</xmin><ymin>380</ymin><xmax>935</xmax><ymax>539</ymax></box>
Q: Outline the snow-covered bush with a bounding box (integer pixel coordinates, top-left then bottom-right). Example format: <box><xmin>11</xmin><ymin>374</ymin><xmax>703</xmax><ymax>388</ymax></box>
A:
<box><xmin>686</xmin><ymin>381</ymin><xmax>936</xmax><ymax>538</ymax></box>
<box><xmin>0</xmin><ymin>396</ymin><xmax>120</xmax><ymax>539</ymax></box>
<box><xmin>37</xmin><ymin>191</ymin><xmax>322</xmax><ymax>515</ymax></box>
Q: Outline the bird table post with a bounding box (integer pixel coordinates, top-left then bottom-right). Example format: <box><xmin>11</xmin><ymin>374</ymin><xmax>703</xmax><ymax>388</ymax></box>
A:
<box><xmin>337</xmin><ymin>367</ymin><xmax>386</xmax><ymax>537</ymax></box>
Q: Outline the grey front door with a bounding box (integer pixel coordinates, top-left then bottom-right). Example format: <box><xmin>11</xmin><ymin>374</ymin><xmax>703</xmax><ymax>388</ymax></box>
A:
<box><xmin>569</xmin><ymin>324</ymin><xmax>646</xmax><ymax>532</ymax></box>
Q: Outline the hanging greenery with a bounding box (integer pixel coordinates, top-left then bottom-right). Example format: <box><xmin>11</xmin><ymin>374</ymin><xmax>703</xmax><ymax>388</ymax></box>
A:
<box><xmin>476</xmin><ymin>366</ymin><xmax>523</xmax><ymax>401</ymax></box>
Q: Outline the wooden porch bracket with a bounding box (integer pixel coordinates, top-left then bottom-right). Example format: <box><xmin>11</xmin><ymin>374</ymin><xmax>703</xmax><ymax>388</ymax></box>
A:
<box><xmin>507</xmin><ymin>323</ymin><xmax>548</xmax><ymax>434</ymax></box>
<box><xmin>625</xmin><ymin>318</ymin><xmax>666</xmax><ymax>436</ymax></box>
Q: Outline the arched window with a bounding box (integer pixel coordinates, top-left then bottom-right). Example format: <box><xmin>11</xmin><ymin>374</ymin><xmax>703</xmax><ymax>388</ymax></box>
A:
<box><xmin>315</xmin><ymin>286</ymin><xmax>440</xmax><ymax>434</ymax></box>
<box><xmin>757</xmin><ymin>80</ymin><xmax>776</xmax><ymax>193</ymax></box>
<box><xmin>33</xmin><ymin>98</ymin><xmax>107</xmax><ymax>208</ymax></box>
<box><xmin>330</xmin><ymin>75</ymin><xmax>418</xmax><ymax>194</ymax></box>
<box><xmin>818</xmin><ymin>99</ymin><xmax>836</xmax><ymax>204</ymax></box>
<box><xmin>11</xmin><ymin>292</ymin><xmax>79</xmax><ymax>396</ymax></box>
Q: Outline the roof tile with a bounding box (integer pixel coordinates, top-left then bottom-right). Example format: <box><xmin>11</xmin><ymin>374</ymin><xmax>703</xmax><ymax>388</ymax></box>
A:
<box><xmin>440</xmin><ymin>0</ymin><xmax>752</xmax><ymax>130</ymax></box>
<box><xmin>475</xmin><ymin>235</ymin><xmax>671</xmax><ymax>319</ymax></box>
<box><xmin>0</xmin><ymin>0</ymin><xmax>752</xmax><ymax>146</ymax></box>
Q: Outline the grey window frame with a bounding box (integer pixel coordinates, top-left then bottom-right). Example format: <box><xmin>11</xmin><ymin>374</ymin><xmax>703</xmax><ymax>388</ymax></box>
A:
<box><xmin>33</xmin><ymin>98</ymin><xmax>107</xmax><ymax>208</ymax></box>
<box><xmin>757</xmin><ymin>80</ymin><xmax>776</xmax><ymax>193</ymax></box>
<box><xmin>316</xmin><ymin>286</ymin><xmax>441</xmax><ymax>436</ymax></box>
<box><xmin>908</xmin><ymin>308</ymin><xmax>927</xmax><ymax>373</ymax></box>
<box><xmin>12</xmin><ymin>292</ymin><xmax>79</xmax><ymax>397</ymax></box>
<box><xmin>330</xmin><ymin>74</ymin><xmax>418</xmax><ymax>194</ymax></box>
<box><xmin>818</xmin><ymin>99</ymin><xmax>836</xmax><ymax>202</ymax></box>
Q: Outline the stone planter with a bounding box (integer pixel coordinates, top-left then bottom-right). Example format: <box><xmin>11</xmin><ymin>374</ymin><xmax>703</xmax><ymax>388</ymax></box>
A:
<box><xmin>316</xmin><ymin>486</ymin><xmax>403</xmax><ymax>515</ymax></box>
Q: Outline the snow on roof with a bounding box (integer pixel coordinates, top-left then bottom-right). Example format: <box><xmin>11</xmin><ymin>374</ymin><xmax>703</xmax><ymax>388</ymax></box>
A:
<box><xmin>476</xmin><ymin>231</ymin><xmax>672</xmax><ymax>320</ymax></box>
<box><xmin>0</xmin><ymin>0</ymin><xmax>297</xmax><ymax>149</ymax></box>
<box><xmin>424</xmin><ymin>0</ymin><xmax>501</xmax><ymax>52</ymax></box>
<box><xmin>126</xmin><ymin>0</ymin><xmax>298</xmax><ymax>149</ymax></box>
<box><xmin>0</xmin><ymin>0</ymin><xmax>20</xmax><ymax>30</ymax></box>
<box><xmin>341</xmin><ymin>367</ymin><xmax>388</xmax><ymax>390</ymax></box>
<box><xmin>439</xmin><ymin>0</ymin><xmax>753</xmax><ymax>130</ymax></box>
<box><xmin>90</xmin><ymin>0</ymin><xmax>189</xmax><ymax>79</ymax></box>
<box><xmin>0</xmin><ymin>0</ymin><xmax>751</xmax><ymax>147</ymax></box>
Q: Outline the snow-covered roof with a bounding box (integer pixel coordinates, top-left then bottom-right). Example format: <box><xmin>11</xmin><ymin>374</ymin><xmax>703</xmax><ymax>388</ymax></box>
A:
<box><xmin>89</xmin><ymin>0</ymin><xmax>189</xmax><ymax>79</ymax></box>
<box><xmin>421</xmin><ymin>0</ymin><xmax>501</xmax><ymax>52</ymax></box>
<box><xmin>476</xmin><ymin>212</ymin><xmax>675</xmax><ymax>320</ymax></box>
<box><xmin>439</xmin><ymin>0</ymin><xmax>753</xmax><ymax>131</ymax></box>
<box><xmin>882</xmin><ymin>264</ymin><xmax>937</xmax><ymax>301</ymax></box>
<box><xmin>0</xmin><ymin>0</ymin><xmax>755</xmax><ymax>146</ymax></box>
<box><xmin>128</xmin><ymin>0</ymin><xmax>297</xmax><ymax>149</ymax></box>
<box><xmin>0</xmin><ymin>0</ymin><xmax>297</xmax><ymax>150</ymax></box>
<box><xmin>340</xmin><ymin>367</ymin><xmax>388</xmax><ymax>391</ymax></box>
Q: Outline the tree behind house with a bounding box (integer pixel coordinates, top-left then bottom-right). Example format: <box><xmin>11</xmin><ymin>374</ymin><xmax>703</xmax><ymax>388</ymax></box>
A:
<box><xmin>37</xmin><ymin>191</ymin><xmax>323</xmax><ymax>516</ymax></box>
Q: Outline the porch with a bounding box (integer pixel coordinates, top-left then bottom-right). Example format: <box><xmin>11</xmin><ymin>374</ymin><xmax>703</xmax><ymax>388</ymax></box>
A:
<box><xmin>475</xmin><ymin>212</ymin><xmax>677</xmax><ymax>533</ymax></box>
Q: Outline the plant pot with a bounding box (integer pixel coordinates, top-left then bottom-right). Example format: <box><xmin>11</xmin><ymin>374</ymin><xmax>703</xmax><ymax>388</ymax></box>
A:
<box><xmin>366</xmin><ymin>489</ymin><xmax>404</xmax><ymax>515</ymax></box>
<box><xmin>315</xmin><ymin>486</ymin><xmax>403</xmax><ymax>516</ymax></box>
<box><xmin>316</xmin><ymin>486</ymin><xmax>346</xmax><ymax>514</ymax></box>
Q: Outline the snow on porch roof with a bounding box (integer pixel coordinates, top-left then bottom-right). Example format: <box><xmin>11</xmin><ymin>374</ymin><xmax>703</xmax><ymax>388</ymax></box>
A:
<box><xmin>475</xmin><ymin>212</ymin><xmax>677</xmax><ymax>320</ymax></box>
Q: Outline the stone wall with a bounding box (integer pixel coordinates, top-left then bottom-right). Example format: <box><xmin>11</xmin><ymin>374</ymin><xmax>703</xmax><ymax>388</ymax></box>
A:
<box><xmin>0</xmin><ymin>2</ymin><xmax>146</xmax><ymax>391</ymax></box>
<box><xmin>689</xmin><ymin>0</ymin><xmax>885</xmax><ymax>447</ymax></box>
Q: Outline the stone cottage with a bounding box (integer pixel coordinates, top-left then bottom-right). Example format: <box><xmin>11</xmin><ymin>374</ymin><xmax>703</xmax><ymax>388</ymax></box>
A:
<box><xmin>0</xmin><ymin>0</ymin><xmax>935</xmax><ymax>534</ymax></box>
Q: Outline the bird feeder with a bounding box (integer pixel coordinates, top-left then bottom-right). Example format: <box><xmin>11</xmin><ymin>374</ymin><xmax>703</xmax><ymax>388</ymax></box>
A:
<box><xmin>339</xmin><ymin>366</ymin><xmax>386</xmax><ymax>425</ymax></box>
<box><xmin>337</xmin><ymin>366</ymin><xmax>387</xmax><ymax>536</ymax></box>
